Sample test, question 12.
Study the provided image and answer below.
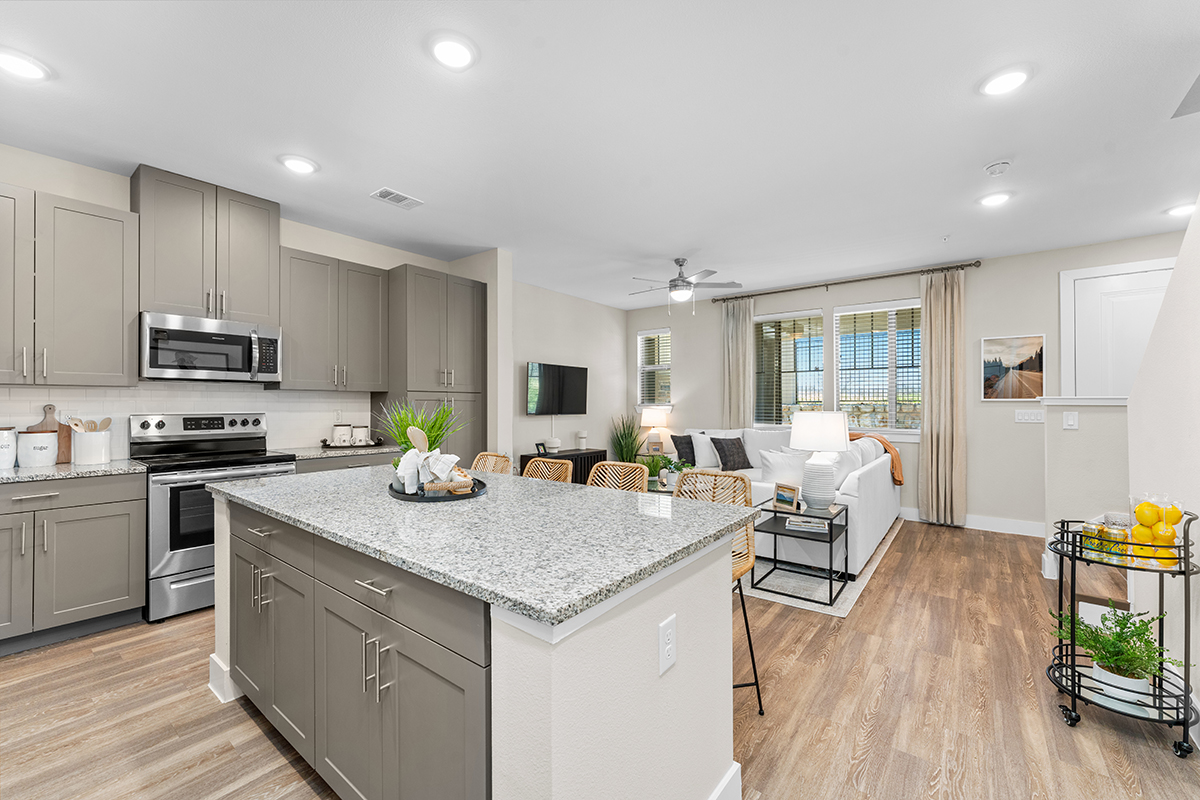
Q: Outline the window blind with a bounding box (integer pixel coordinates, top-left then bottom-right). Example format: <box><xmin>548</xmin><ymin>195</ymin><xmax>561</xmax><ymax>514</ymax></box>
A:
<box><xmin>754</xmin><ymin>315</ymin><xmax>823</xmax><ymax>424</ymax></box>
<box><xmin>834</xmin><ymin>305</ymin><xmax>921</xmax><ymax>430</ymax></box>
<box><xmin>637</xmin><ymin>329</ymin><xmax>671</xmax><ymax>405</ymax></box>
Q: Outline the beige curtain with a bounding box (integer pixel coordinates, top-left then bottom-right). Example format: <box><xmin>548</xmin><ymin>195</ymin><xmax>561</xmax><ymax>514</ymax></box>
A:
<box><xmin>918</xmin><ymin>270</ymin><xmax>967</xmax><ymax>525</ymax></box>
<box><xmin>721</xmin><ymin>297</ymin><xmax>755</xmax><ymax>428</ymax></box>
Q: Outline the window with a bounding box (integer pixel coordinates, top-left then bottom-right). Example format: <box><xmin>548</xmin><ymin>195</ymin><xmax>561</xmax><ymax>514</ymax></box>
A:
<box><xmin>637</xmin><ymin>328</ymin><xmax>671</xmax><ymax>405</ymax></box>
<box><xmin>754</xmin><ymin>314</ymin><xmax>823</xmax><ymax>424</ymax></box>
<box><xmin>834</xmin><ymin>303</ymin><xmax>921</xmax><ymax>430</ymax></box>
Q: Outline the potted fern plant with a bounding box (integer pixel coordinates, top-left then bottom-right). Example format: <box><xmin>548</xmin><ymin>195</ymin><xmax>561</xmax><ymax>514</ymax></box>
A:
<box><xmin>610</xmin><ymin>414</ymin><xmax>645</xmax><ymax>464</ymax></box>
<box><xmin>1051</xmin><ymin>600</ymin><xmax>1184</xmax><ymax>712</ymax></box>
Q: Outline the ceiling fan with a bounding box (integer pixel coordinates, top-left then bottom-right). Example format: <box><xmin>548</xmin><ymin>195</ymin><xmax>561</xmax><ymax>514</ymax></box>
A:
<box><xmin>630</xmin><ymin>257</ymin><xmax>742</xmax><ymax>313</ymax></box>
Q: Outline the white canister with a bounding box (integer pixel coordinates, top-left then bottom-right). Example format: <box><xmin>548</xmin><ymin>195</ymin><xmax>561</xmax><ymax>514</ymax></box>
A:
<box><xmin>17</xmin><ymin>431</ymin><xmax>58</xmax><ymax>468</ymax></box>
<box><xmin>0</xmin><ymin>428</ymin><xmax>16</xmax><ymax>470</ymax></box>
<box><xmin>545</xmin><ymin>436</ymin><xmax>562</xmax><ymax>453</ymax></box>
<box><xmin>332</xmin><ymin>424</ymin><xmax>352</xmax><ymax>447</ymax></box>
<box><xmin>352</xmin><ymin>425</ymin><xmax>371</xmax><ymax>446</ymax></box>
<box><xmin>73</xmin><ymin>430</ymin><xmax>112</xmax><ymax>465</ymax></box>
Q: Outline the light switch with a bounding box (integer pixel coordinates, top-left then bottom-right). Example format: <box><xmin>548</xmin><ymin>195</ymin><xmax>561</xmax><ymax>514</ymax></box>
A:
<box><xmin>1063</xmin><ymin>411</ymin><xmax>1079</xmax><ymax>430</ymax></box>
<box><xmin>1015</xmin><ymin>409</ymin><xmax>1044</xmax><ymax>424</ymax></box>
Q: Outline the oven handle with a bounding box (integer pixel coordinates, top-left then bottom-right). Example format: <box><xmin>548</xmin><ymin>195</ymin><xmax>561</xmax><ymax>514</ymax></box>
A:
<box><xmin>250</xmin><ymin>330</ymin><xmax>260</xmax><ymax>381</ymax></box>
<box><xmin>149</xmin><ymin>464</ymin><xmax>296</xmax><ymax>487</ymax></box>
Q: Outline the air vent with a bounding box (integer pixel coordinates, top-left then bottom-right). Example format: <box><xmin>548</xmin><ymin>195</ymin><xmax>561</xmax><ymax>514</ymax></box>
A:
<box><xmin>370</xmin><ymin>187</ymin><xmax>424</xmax><ymax>210</ymax></box>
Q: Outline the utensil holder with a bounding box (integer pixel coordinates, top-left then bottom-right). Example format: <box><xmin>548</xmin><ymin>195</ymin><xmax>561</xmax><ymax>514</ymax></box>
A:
<box><xmin>72</xmin><ymin>430</ymin><xmax>111</xmax><ymax>465</ymax></box>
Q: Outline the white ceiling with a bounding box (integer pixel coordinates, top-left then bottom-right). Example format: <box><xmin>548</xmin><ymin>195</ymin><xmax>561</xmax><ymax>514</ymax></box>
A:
<box><xmin>2</xmin><ymin>1</ymin><xmax>1199</xmax><ymax>309</ymax></box>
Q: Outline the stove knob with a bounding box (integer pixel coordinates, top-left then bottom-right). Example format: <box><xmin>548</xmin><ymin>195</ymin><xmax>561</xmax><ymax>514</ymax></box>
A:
<box><xmin>139</xmin><ymin>420</ymin><xmax>151</xmax><ymax>430</ymax></box>
<box><xmin>155</xmin><ymin>420</ymin><xmax>166</xmax><ymax>430</ymax></box>
<box><xmin>252</xmin><ymin>418</ymin><xmax>261</xmax><ymax>427</ymax></box>
<box><xmin>241</xmin><ymin>418</ymin><xmax>250</xmax><ymax>427</ymax></box>
<box><xmin>229</xmin><ymin>418</ymin><xmax>238</xmax><ymax>427</ymax></box>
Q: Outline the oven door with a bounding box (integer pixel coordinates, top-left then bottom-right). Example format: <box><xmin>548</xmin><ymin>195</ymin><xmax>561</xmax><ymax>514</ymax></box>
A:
<box><xmin>141</xmin><ymin>312</ymin><xmax>263</xmax><ymax>381</ymax></box>
<box><xmin>148</xmin><ymin>463</ymin><xmax>296</xmax><ymax>579</ymax></box>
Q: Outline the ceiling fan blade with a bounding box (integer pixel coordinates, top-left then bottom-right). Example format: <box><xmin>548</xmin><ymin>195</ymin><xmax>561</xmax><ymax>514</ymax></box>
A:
<box><xmin>685</xmin><ymin>269</ymin><xmax>717</xmax><ymax>283</ymax></box>
<box><xmin>632</xmin><ymin>276</ymin><xmax>669</xmax><ymax>283</ymax></box>
<box><xmin>691</xmin><ymin>281</ymin><xmax>743</xmax><ymax>289</ymax></box>
<box><xmin>629</xmin><ymin>286</ymin><xmax>669</xmax><ymax>296</ymax></box>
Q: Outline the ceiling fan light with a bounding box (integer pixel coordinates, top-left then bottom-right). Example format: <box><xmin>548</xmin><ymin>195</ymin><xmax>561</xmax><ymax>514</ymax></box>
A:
<box><xmin>670</xmin><ymin>287</ymin><xmax>693</xmax><ymax>302</ymax></box>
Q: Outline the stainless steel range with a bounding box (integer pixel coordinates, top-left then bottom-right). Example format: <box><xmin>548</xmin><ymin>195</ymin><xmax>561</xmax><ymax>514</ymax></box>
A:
<box><xmin>131</xmin><ymin>413</ymin><xmax>296</xmax><ymax>621</ymax></box>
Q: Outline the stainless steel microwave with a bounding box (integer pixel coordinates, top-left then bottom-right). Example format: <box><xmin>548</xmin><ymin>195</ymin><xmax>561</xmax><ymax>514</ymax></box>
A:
<box><xmin>139</xmin><ymin>312</ymin><xmax>282</xmax><ymax>383</ymax></box>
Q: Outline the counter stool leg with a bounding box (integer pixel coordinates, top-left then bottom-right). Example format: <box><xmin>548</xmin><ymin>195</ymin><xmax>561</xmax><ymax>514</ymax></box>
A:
<box><xmin>733</xmin><ymin>578</ymin><xmax>764</xmax><ymax>716</ymax></box>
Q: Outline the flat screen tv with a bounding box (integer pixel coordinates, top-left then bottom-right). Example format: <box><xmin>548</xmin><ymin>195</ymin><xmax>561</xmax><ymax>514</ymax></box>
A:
<box><xmin>527</xmin><ymin>362</ymin><xmax>588</xmax><ymax>415</ymax></box>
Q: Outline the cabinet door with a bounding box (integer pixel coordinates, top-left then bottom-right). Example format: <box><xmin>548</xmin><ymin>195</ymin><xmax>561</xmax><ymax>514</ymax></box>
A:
<box><xmin>131</xmin><ymin>166</ymin><xmax>217</xmax><ymax>319</ymax></box>
<box><xmin>215</xmin><ymin>187</ymin><xmax>280</xmax><ymax>326</ymax></box>
<box><xmin>405</xmin><ymin>267</ymin><xmax>448</xmax><ymax>392</ymax></box>
<box><xmin>314</xmin><ymin>583</ymin><xmax>383</xmax><ymax>800</ymax></box>
<box><xmin>0</xmin><ymin>182</ymin><xmax>34</xmax><ymax>385</ymax></box>
<box><xmin>340</xmin><ymin>261</ymin><xmax>389</xmax><ymax>392</ymax></box>
<box><xmin>264</xmin><ymin>551</ymin><xmax>316</xmax><ymax>763</ymax></box>
<box><xmin>0</xmin><ymin>512</ymin><xmax>34</xmax><ymax>641</ymax></box>
<box><xmin>379</xmin><ymin>616</ymin><xmax>489</xmax><ymax>800</ymax></box>
<box><xmin>231</xmin><ymin>536</ymin><xmax>271</xmax><ymax>708</ymax></box>
<box><xmin>445</xmin><ymin>277</ymin><xmax>485</xmax><ymax>394</ymax></box>
<box><xmin>280</xmin><ymin>248</ymin><xmax>339</xmax><ymax>390</ymax></box>
<box><xmin>32</xmin><ymin>500</ymin><xmax>146</xmax><ymax>630</ymax></box>
<box><xmin>33</xmin><ymin>193</ymin><xmax>138</xmax><ymax>386</ymax></box>
<box><xmin>444</xmin><ymin>394</ymin><xmax>485</xmax><ymax>466</ymax></box>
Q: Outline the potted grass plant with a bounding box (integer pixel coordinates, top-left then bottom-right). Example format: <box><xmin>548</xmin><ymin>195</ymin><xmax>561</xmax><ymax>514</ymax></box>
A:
<box><xmin>375</xmin><ymin>400</ymin><xmax>465</xmax><ymax>469</ymax></box>
<box><xmin>610</xmin><ymin>414</ymin><xmax>645</xmax><ymax>464</ymax></box>
<box><xmin>1051</xmin><ymin>600</ymin><xmax>1185</xmax><ymax>712</ymax></box>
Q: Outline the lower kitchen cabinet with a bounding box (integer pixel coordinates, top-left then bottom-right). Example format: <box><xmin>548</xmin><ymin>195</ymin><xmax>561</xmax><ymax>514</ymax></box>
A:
<box><xmin>0</xmin><ymin>512</ymin><xmax>35</xmax><ymax>640</ymax></box>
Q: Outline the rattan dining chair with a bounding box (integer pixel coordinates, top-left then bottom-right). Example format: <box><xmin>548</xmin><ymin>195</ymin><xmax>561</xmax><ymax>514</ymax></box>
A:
<box><xmin>470</xmin><ymin>452</ymin><xmax>512</xmax><ymax>475</ymax></box>
<box><xmin>522</xmin><ymin>457</ymin><xmax>573</xmax><ymax>483</ymax></box>
<box><xmin>673</xmin><ymin>469</ymin><xmax>764</xmax><ymax>715</ymax></box>
<box><xmin>586</xmin><ymin>461</ymin><xmax>649</xmax><ymax>493</ymax></box>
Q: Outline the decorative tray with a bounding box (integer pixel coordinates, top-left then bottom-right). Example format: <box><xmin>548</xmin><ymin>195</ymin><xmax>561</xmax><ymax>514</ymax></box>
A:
<box><xmin>387</xmin><ymin>478</ymin><xmax>488</xmax><ymax>503</ymax></box>
<box><xmin>319</xmin><ymin>437</ymin><xmax>388</xmax><ymax>450</ymax></box>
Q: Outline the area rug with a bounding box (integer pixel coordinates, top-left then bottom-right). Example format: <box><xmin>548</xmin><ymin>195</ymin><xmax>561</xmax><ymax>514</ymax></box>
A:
<box><xmin>740</xmin><ymin>517</ymin><xmax>904</xmax><ymax>618</ymax></box>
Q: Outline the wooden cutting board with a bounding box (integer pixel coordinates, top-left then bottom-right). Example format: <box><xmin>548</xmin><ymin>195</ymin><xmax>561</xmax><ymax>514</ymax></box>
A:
<box><xmin>25</xmin><ymin>404</ymin><xmax>71</xmax><ymax>464</ymax></box>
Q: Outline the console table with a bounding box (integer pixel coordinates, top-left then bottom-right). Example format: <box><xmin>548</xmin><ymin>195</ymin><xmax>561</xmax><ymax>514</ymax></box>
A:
<box><xmin>518</xmin><ymin>448</ymin><xmax>607</xmax><ymax>484</ymax></box>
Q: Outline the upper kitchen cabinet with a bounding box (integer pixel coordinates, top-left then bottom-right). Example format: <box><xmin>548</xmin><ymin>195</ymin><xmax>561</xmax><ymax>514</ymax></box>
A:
<box><xmin>0</xmin><ymin>182</ymin><xmax>34</xmax><ymax>385</ymax></box>
<box><xmin>389</xmin><ymin>265</ymin><xmax>485</xmax><ymax>395</ymax></box>
<box><xmin>34</xmin><ymin>193</ymin><xmax>138</xmax><ymax>386</ymax></box>
<box><xmin>132</xmin><ymin>166</ymin><xmax>280</xmax><ymax>325</ymax></box>
<box><xmin>279</xmin><ymin>249</ymin><xmax>388</xmax><ymax>392</ymax></box>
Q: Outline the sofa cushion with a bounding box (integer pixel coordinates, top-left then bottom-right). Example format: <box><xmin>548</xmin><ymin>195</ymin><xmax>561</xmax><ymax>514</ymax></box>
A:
<box><xmin>760</xmin><ymin>449</ymin><xmax>811</xmax><ymax>486</ymax></box>
<box><xmin>737</xmin><ymin>468</ymin><xmax>764</xmax><ymax>483</ymax></box>
<box><xmin>855</xmin><ymin>437</ymin><xmax>884</xmax><ymax>461</ymax></box>
<box><xmin>712</xmin><ymin>437</ymin><xmax>752</xmax><ymax>471</ymax></box>
<box><xmin>828</xmin><ymin>447</ymin><xmax>864</xmax><ymax>488</ymax></box>
<box><xmin>741</xmin><ymin>428</ymin><xmax>792</xmax><ymax>468</ymax></box>
<box><xmin>689</xmin><ymin>432</ymin><xmax>720</xmax><ymax>468</ymax></box>
<box><xmin>670</xmin><ymin>434</ymin><xmax>696</xmax><ymax>466</ymax></box>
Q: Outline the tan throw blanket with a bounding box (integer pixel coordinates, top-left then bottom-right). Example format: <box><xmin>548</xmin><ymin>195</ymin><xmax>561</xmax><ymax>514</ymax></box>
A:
<box><xmin>849</xmin><ymin>432</ymin><xmax>904</xmax><ymax>486</ymax></box>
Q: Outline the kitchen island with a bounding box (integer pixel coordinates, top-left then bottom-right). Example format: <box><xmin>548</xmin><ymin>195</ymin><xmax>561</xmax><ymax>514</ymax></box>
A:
<box><xmin>208</xmin><ymin>466</ymin><xmax>755</xmax><ymax>800</ymax></box>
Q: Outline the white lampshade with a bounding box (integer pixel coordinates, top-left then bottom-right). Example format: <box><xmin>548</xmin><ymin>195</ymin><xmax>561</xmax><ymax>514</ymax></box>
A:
<box><xmin>790</xmin><ymin>411</ymin><xmax>849</xmax><ymax>452</ymax></box>
<box><xmin>640</xmin><ymin>408</ymin><xmax>668</xmax><ymax>428</ymax></box>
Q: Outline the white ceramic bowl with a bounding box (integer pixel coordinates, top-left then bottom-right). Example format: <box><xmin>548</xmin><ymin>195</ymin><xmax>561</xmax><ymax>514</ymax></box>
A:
<box><xmin>17</xmin><ymin>431</ymin><xmax>58</xmax><ymax>467</ymax></box>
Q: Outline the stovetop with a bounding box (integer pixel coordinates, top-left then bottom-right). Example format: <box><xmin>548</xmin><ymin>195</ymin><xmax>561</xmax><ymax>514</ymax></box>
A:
<box><xmin>128</xmin><ymin>412</ymin><xmax>295</xmax><ymax>474</ymax></box>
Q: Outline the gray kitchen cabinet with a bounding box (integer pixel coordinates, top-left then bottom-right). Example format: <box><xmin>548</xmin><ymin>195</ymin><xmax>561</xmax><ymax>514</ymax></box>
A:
<box><xmin>280</xmin><ymin>248</ymin><xmax>339</xmax><ymax>391</ymax></box>
<box><xmin>216</xmin><ymin>186</ymin><xmax>280</xmax><ymax>326</ymax></box>
<box><xmin>0</xmin><ymin>182</ymin><xmax>34</xmax><ymax>385</ymax></box>
<box><xmin>0</xmin><ymin>512</ymin><xmax>35</xmax><ymax>641</ymax></box>
<box><xmin>32</xmin><ymin>500</ymin><xmax>146</xmax><ymax>630</ymax></box>
<box><xmin>446</xmin><ymin>276</ymin><xmax>485</xmax><ymax>393</ymax></box>
<box><xmin>403</xmin><ymin>266</ymin><xmax>450</xmax><ymax>392</ymax></box>
<box><xmin>131</xmin><ymin>165</ymin><xmax>217</xmax><ymax>319</ymax></box>
<box><xmin>340</xmin><ymin>261</ymin><xmax>389</xmax><ymax>392</ymax></box>
<box><xmin>232</xmin><ymin>535</ymin><xmax>270</xmax><ymax>708</ymax></box>
<box><xmin>294</xmin><ymin>452</ymin><xmax>398</xmax><ymax>474</ymax></box>
<box><xmin>34</xmin><ymin>193</ymin><xmax>139</xmax><ymax>386</ymax></box>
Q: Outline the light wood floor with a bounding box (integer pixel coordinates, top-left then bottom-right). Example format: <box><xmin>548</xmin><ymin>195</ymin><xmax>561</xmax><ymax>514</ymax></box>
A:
<box><xmin>0</xmin><ymin>522</ymin><xmax>1193</xmax><ymax>799</ymax></box>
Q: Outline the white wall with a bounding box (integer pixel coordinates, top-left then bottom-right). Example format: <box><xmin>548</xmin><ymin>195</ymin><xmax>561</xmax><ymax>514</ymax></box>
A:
<box><xmin>1043</xmin><ymin>402</ymin><xmax>1129</xmax><ymax>543</ymax></box>
<box><xmin>511</xmin><ymin>282</ymin><xmax>627</xmax><ymax>459</ymax></box>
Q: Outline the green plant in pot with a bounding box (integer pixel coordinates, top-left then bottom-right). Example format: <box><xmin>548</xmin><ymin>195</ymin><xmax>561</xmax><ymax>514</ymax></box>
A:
<box><xmin>646</xmin><ymin>455</ymin><xmax>692</xmax><ymax>490</ymax></box>
<box><xmin>610</xmin><ymin>414</ymin><xmax>645</xmax><ymax>464</ymax></box>
<box><xmin>638</xmin><ymin>453</ymin><xmax>669</xmax><ymax>489</ymax></box>
<box><xmin>375</xmin><ymin>400</ymin><xmax>465</xmax><ymax>469</ymax></box>
<box><xmin>1050</xmin><ymin>600</ymin><xmax>1185</xmax><ymax>710</ymax></box>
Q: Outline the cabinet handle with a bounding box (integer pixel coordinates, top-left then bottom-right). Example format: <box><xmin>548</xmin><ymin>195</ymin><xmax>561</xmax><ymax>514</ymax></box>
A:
<box><xmin>341</xmin><ymin>366</ymin><xmax>347</xmax><ymax>386</ymax></box>
<box><xmin>450</xmin><ymin>369</ymin><xmax>455</xmax><ymax>387</ymax></box>
<box><xmin>205</xmin><ymin>289</ymin><xmax>212</xmax><ymax>316</ymax></box>
<box><xmin>344</xmin><ymin>463</ymin><xmax>369</xmax><ymax>468</ymax></box>
<box><xmin>333</xmin><ymin>364</ymin><xmax>338</xmax><ymax>385</ymax></box>
<box><xmin>353</xmin><ymin>578</ymin><xmax>391</xmax><ymax>597</ymax></box>
<box><xmin>20</xmin><ymin>521</ymin><xmax>25</xmax><ymax>556</ymax></box>
<box><xmin>361</xmin><ymin>631</ymin><xmax>368</xmax><ymax>693</ymax></box>
<box><xmin>375</xmin><ymin>643</ymin><xmax>391</xmax><ymax>704</ymax></box>
<box><xmin>246</xmin><ymin>526</ymin><xmax>272</xmax><ymax>538</ymax></box>
<box><xmin>42</xmin><ymin>348</ymin><xmax>47</xmax><ymax>379</ymax></box>
<box><xmin>251</xmin><ymin>565</ymin><xmax>259</xmax><ymax>610</ymax></box>
<box><xmin>441</xmin><ymin>369</ymin><xmax>447</xmax><ymax>386</ymax></box>
<box><xmin>220</xmin><ymin>291</ymin><xmax>226</xmax><ymax>318</ymax></box>
<box><xmin>42</xmin><ymin>519</ymin><xmax>48</xmax><ymax>553</ymax></box>
<box><xmin>10</xmin><ymin>492</ymin><xmax>60</xmax><ymax>501</ymax></box>
<box><xmin>22</xmin><ymin>346</ymin><xmax>27</xmax><ymax>377</ymax></box>
<box><xmin>258</xmin><ymin>570</ymin><xmax>270</xmax><ymax>609</ymax></box>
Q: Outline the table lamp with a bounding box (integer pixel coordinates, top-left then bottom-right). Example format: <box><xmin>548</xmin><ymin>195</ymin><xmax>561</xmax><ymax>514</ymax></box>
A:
<box><xmin>791</xmin><ymin>411</ymin><xmax>849</xmax><ymax>509</ymax></box>
<box><xmin>641</xmin><ymin>408</ymin><xmax>668</xmax><ymax>454</ymax></box>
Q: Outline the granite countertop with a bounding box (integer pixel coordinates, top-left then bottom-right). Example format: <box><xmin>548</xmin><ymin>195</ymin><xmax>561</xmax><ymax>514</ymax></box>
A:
<box><xmin>0</xmin><ymin>460</ymin><xmax>147</xmax><ymax>484</ymax></box>
<box><xmin>281</xmin><ymin>445</ymin><xmax>404</xmax><ymax>460</ymax></box>
<box><xmin>209</xmin><ymin>467</ymin><xmax>757</xmax><ymax>626</ymax></box>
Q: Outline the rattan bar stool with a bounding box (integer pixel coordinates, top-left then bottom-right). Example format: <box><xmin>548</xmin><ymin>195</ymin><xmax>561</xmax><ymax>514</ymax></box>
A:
<box><xmin>470</xmin><ymin>452</ymin><xmax>512</xmax><ymax>475</ymax></box>
<box><xmin>586</xmin><ymin>461</ymin><xmax>649</xmax><ymax>493</ymax></box>
<box><xmin>522</xmin><ymin>457</ymin><xmax>573</xmax><ymax>483</ymax></box>
<box><xmin>673</xmin><ymin>469</ymin><xmax>764</xmax><ymax>715</ymax></box>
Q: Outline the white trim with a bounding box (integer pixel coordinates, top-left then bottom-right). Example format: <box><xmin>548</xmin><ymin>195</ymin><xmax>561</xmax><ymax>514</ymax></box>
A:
<box><xmin>852</xmin><ymin>427</ymin><xmax>920</xmax><ymax>444</ymax></box>
<box><xmin>753</xmin><ymin>308</ymin><xmax>822</xmax><ymax>323</ymax></box>
<box><xmin>707</xmin><ymin>762</ymin><xmax>742</xmax><ymax>800</ymax></box>
<box><xmin>964</xmin><ymin>514</ymin><xmax>1045</xmax><ymax>537</ymax></box>
<box><xmin>1042</xmin><ymin>548</ymin><xmax>1059</xmax><ymax>579</ymax></box>
<box><xmin>637</xmin><ymin>326</ymin><xmax>671</xmax><ymax>337</ymax></box>
<box><xmin>208</xmin><ymin>653</ymin><xmax>244</xmax><ymax>704</ymax></box>
<box><xmin>1040</xmin><ymin>396</ymin><xmax>1127</xmax><ymax>407</ymax></box>
<box><xmin>490</xmin><ymin>533</ymin><xmax>734</xmax><ymax>644</ymax></box>
<box><xmin>1059</xmin><ymin>257</ymin><xmax>1176</xmax><ymax>396</ymax></box>
<box><xmin>833</xmin><ymin>297</ymin><xmax>920</xmax><ymax>315</ymax></box>
<box><xmin>634</xmin><ymin>403</ymin><xmax>674</xmax><ymax>413</ymax></box>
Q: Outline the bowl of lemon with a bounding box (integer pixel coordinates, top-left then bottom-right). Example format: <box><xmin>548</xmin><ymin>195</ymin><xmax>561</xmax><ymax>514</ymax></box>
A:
<box><xmin>1129</xmin><ymin>496</ymin><xmax>1184</xmax><ymax>570</ymax></box>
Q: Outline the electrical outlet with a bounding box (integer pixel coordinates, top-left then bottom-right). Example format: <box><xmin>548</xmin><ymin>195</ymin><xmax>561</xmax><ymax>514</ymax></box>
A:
<box><xmin>334</xmin><ymin>409</ymin><xmax>343</xmax><ymax>423</ymax></box>
<box><xmin>659</xmin><ymin>614</ymin><xmax>677</xmax><ymax>675</ymax></box>
<box><xmin>1015</xmin><ymin>409</ymin><xmax>1044</xmax><ymax>424</ymax></box>
<box><xmin>1063</xmin><ymin>411</ymin><xmax>1079</xmax><ymax>430</ymax></box>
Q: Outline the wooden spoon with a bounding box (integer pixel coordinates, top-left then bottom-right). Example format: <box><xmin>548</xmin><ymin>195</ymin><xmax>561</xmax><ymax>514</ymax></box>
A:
<box><xmin>97</xmin><ymin>418</ymin><xmax>112</xmax><ymax>432</ymax></box>
<box><xmin>406</xmin><ymin>426</ymin><xmax>429</xmax><ymax>453</ymax></box>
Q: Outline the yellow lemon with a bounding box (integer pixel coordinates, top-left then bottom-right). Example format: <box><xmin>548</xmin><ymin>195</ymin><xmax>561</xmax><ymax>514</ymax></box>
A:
<box><xmin>1132</xmin><ymin>544</ymin><xmax>1156</xmax><ymax>559</ymax></box>
<box><xmin>1164</xmin><ymin>505</ymin><xmax>1184</xmax><ymax>526</ymax></box>
<box><xmin>1135</xmin><ymin>502</ymin><xmax>1161</xmax><ymax>527</ymax></box>
<box><xmin>1131</xmin><ymin>524</ymin><xmax>1154</xmax><ymax>544</ymax></box>
<box><xmin>1151</xmin><ymin>521</ymin><xmax>1176</xmax><ymax>543</ymax></box>
<box><xmin>1154</xmin><ymin>548</ymin><xmax>1179</xmax><ymax>569</ymax></box>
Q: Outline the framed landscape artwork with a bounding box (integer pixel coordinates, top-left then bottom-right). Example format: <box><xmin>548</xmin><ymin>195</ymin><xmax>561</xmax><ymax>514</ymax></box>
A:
<box><xmin>982</xmin><ymin>334</ymin><xmax>1045</xmax><ymax>401</ymax></box>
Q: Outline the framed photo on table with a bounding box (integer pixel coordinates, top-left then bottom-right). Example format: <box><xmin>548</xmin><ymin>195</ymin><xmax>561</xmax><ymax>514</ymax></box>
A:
<box><xmin>535</xmin><ymin>442</ymin><xmax>548</xmax><ymax>454</ymax></box>
<box><xmin>647</xmin><ymin>440</ymin><xmax>663</xmax><ymax>454</ymax></box>
<box><xmin>773</xmin><ymin>482</ymin><xmax>799</xmax><ymax>511</ymax></box>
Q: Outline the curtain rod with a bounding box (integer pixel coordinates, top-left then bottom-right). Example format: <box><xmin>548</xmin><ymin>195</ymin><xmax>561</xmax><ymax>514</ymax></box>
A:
<box><xmin>711</xmin><ymin>259</ymin><xmax>981</xmax><ymax>303</ymax></box>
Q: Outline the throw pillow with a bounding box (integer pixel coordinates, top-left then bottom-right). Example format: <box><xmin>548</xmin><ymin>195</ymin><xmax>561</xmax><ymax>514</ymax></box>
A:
<box><xmin>760</xmin><ymin>449</ymin><xmax>811</xmax><ymax>486</ymax></box>
<box><xmin>827</xmin><ymin>447</ymin><xmax>864</xmax><ymax>489</ymax></box>
<box><xmin>690</xmin><ymin>432</ymin><xmax>720</xmax><ymax>468</ymax></box>
<box><xmin>670</xmin><ymin>434</ymin><xmax>696</xmax><ymax>466</ymax></box>
<box><xmin>712</xmin><ymin>437</ymin><xmax>752</xmax><ymax>471</ymax></box>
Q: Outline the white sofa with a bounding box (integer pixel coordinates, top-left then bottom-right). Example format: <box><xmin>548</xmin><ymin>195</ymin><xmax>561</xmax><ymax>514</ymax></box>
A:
<box><xmin>680</xmin><ymin>426</ymin><xmax>901</xmax><ymax>577</ymax></box>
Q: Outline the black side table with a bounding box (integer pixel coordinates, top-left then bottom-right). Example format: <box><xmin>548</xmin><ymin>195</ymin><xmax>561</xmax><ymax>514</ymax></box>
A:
<box><xmin>752</xmin><ymin>500</ymin><xmax>849</xmax><ymax>606</ymax></box>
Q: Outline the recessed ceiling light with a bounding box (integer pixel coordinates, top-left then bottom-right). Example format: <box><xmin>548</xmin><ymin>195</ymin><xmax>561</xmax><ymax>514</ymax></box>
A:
<box><xmin>279</xmin><ymin>155</ymin><xmax>319</xmax><ymax>175</ymax></box>
<box><xmin>980</xmin><ymin>193</ymin><xmax>1011</xmax><ymax>207</ymax></box>
<box><xmin>1167</xmin><ymin>203</ymin><xmax>1196</xmax><ymax>217</ymax></box>
<box><xmin>429</xmin><ymin>32</ymin><xmax>478</xmax><ymax>71</ymax></box>
<box><xmin>0</xmin><ymin>47</ymin><xmax>52</xmax><ymax>81</ymax></box>
<box><xmin>981</xmin><ymin>70</ymin><xmax>1028</xmax><ymax>96</ymax></box>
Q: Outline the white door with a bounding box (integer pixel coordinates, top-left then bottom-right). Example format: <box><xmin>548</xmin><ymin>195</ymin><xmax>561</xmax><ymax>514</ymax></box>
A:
<box><xmin>1061</xmin><ymin>259</ymin><xmax>1174</xmax><ymax>396</ymax></box>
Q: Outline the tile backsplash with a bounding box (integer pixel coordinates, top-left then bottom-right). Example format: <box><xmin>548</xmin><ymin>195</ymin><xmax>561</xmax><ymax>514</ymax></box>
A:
<box><xmin>0</xmin><ymin>383</ymin><xmax>373</xmax><ymax>460</ymax></box>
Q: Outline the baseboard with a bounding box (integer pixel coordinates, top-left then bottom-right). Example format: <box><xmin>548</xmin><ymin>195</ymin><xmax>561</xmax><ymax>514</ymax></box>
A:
<box><xmin>0</xmin><ymin>609</ymin><xmax>144</xmax><ymax>657</ymax></box>
<box><xmin>899</xmin><ymin>506</ymin><xmax>920</xmax><ymax>521</ymax></box>
<box><xmin>900</xmin><ymin>507</ymin><xmax>1044</xmax><ymax>538</ymax></box>
<box><xmin>209</xmin><ymin>653</ymin><xmax>244</xmax><ymax>704</ymax></box>
<box><xmin>707</xmin><ymin>762</ymin><xmax>741</xmax><ymax>800</ymax></box>
<box><xmin>1041</xmin><ymin>549</ymin><xmax>1059</xmax><ymax>580</ymax></box>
